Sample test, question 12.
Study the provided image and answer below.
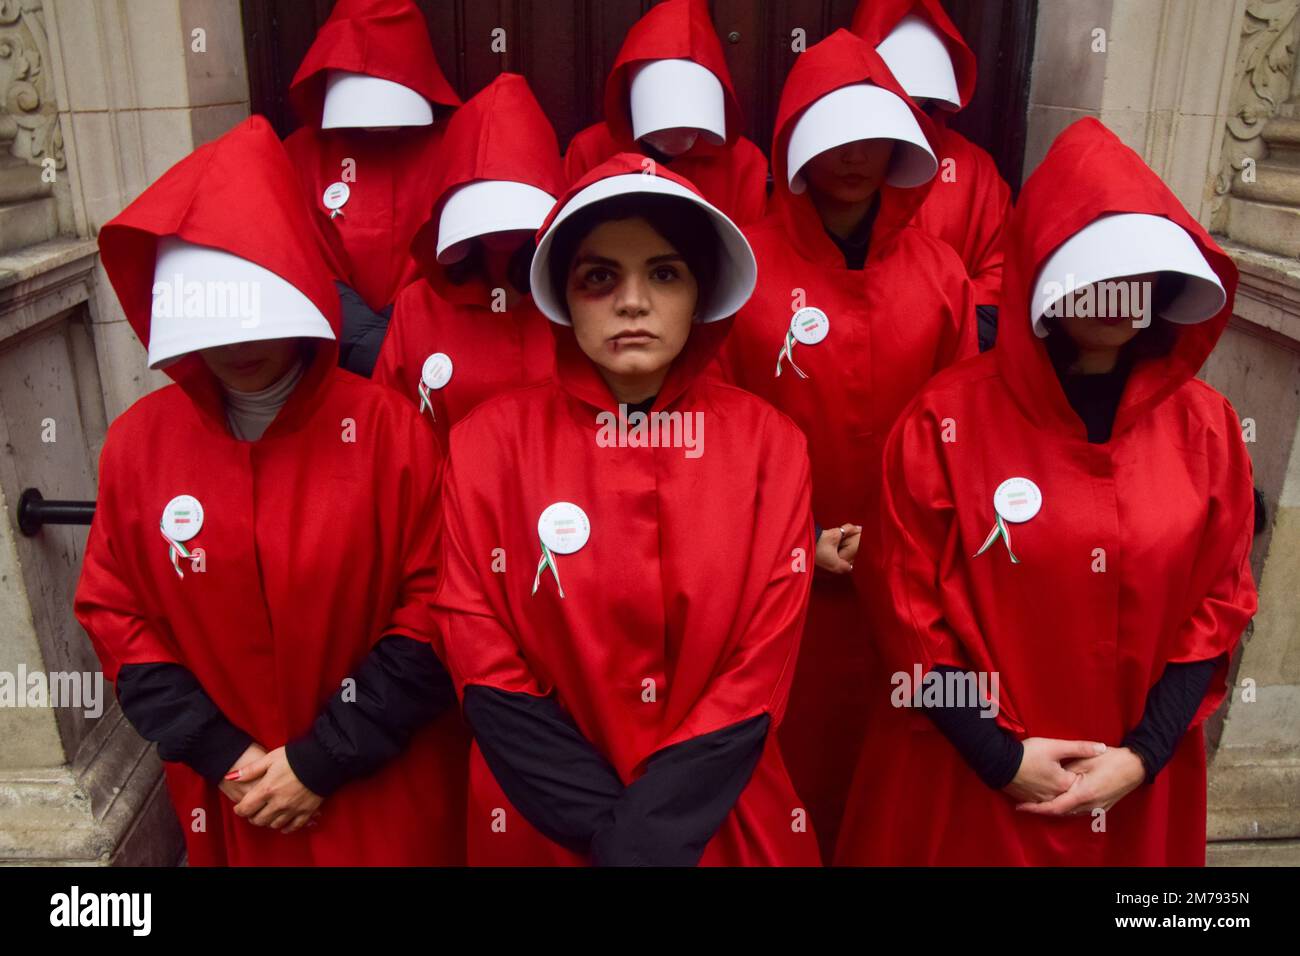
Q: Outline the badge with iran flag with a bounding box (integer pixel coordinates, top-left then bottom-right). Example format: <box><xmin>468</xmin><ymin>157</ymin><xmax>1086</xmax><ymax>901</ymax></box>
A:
<box><xmin>973</xmin><ymin>477</ymin><xmax>1042</xmax><ymax>565</ymax></box>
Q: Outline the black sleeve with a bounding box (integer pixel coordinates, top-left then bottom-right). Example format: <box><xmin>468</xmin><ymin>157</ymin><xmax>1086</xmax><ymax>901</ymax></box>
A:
<box><xmin>335</xmin><ymin>280</ymin><xmax>395</xmax><ymax>378</ymax></box>
<box><xmin>590</xmin><ymin>714</ymin><xmax>769</xmax><ymax>867</ymax></box>
<box><xmin>1121</xmin><ymin>656</ymin><xmax>1222</xmax><ymax>783</ymax></box>
<box><xmin>461</xmin><ymin>685</ymin><xmax>624</xmax><ymax>854</ymax></box>
<box><xmin>976</xmin><ymin>305</ymin><xmax>998</xmax><ymax>353</ymax></box>
<box><xmin>921</xmin><ymin>665</ymin><xmax>1024</xmax><ymax>790</ymax></box>
<box><xmin>114</xmin><ymin>663</ymin><xmax>254</xmax><ymax>785</ymax></box>
<box><xmin>285</xmin><ymin>635</ymin><xmax>455</xmax><ymax>798</ymax></box>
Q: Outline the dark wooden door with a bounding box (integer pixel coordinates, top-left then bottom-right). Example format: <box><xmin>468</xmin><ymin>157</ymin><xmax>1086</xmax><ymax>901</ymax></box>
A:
<box><xmin>242</xmin><ymin>0</ymin><xmax>1036</xmax><ymax>189</ymax></box>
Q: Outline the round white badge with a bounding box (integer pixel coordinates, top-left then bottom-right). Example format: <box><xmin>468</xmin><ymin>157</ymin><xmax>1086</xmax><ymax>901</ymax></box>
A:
<box><xmin>537</xmin><ymin>502</ymin><xmax>590</xmax><ymax>555</ymax></box>
<box><xmin>322</xmin><ymin>181</ymin><xmax>350</xmax><ymax>211</ymax></box>
<box><xmin>993</xmin><ymin>477</ymin><xmax>1042</xmax><ymax>524</ymax></box>
<box><xmin>161</xmin><ymin>495</ymin><xmax>204</xmax><ymax>542</ymax></box>
<box><xmin>790</xmin><ymin>307</ymin><xmax>830</xmax><ymax>346</ymax></box>
<box><xmin>421</xmin><ymin>352</ymin><xmax>453</xmax><ymax>390</ymax></box>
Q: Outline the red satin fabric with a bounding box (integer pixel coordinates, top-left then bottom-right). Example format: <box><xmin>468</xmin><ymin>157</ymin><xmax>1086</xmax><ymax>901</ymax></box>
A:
<box><xmin>75</xmin><ymin>117</ymin><xmax>467</xmax><ymax>865</ymax></box>
<box><xmin>562</xmin><ymin>0</ymin><xmax>768</xmax><ymax>226</ymax></box>
<box><xmin>435</xmin><ymin>157</ymin><xmax>821</xmax><ymax>866</ymax></box>
<box><xmin>836</xmin><ymin>118</ymin><xmax>1257</xmax><ymax>865</ymax></box>
<box><xmin>284</xmin><ymin>0</ymin><xmax>460</xmax><ymax>313</ymax></box>
<box><xmin>373</xmin><ymin>74</ymin><xmax>562</xmax><ymax>447</ymax></box>
<box><xmin>713</xmin><ymin>30</ymin><xmax>976</xmax><ymax>857</ymax></box>
<box><xmin>851</xmin><ymin>0</ymin><xmax>1010</xmax><ymax>303</ymax></box>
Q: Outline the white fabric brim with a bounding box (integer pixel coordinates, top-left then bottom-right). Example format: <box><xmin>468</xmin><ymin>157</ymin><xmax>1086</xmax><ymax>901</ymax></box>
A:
<box><xmin>321</xmin><ymin>71</ymin><xmax>434</xmax><ymax>129</ymax></box>
<box><xmin>1031</xmin><ymin>213</ymin><xmax>1227</xmax><ymax>337</ymax></box>
<box><xmin>875</xmin><ymin>14</ymin><xmax>962</xmax><ymax>111</ymax></box>
<box><xmin>630</xmin><ymin>58</ymin><xmax>726</xmax><ymax>146</ymax></box>
<box><xmin>787</xmin><ymin>83</ymin><xmax>937</xmax><ymax>192</ymax></box>
<box><xmin>529</xmin><ymin>173</ymin><xmax>756</xmax><ymax>326</ymax></box>
<box><xmin>436</xmin><ymin>180</ymin><xmax>558</xmax><ymax>264</ymax></box>
<box><xmin>147</xmin><ymin>236</ymin><xmax>334</xmax><ymax>368</ymax></box>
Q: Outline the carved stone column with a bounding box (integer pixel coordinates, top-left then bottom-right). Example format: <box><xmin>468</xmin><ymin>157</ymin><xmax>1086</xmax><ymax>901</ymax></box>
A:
<box><xmin>1204</xmin><ymin>0</ymin><xmax>1300</xmax><ymax>866</ymax></box>
<box><xmin>0</xmin><ymin>0</ymin><xmax>64</xmax><ymax>253</ymax></box>
<box><xmin>1026</xmin><ymin>0</ymin><xmax>1300</xmax><ymax>865</ymax></box>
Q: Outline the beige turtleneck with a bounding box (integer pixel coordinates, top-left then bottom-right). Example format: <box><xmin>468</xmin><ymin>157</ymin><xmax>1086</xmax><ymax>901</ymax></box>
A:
<box><xmin>222</xmin><ymin>359</ymin><xmax>307</xmax><ymax>441</ymax></box>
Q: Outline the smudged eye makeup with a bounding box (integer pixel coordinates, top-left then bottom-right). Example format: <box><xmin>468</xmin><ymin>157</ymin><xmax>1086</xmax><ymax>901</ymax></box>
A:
<box><xmin>570</xmin><ymin>255</ymin><xmax>688</xmax><ymax>295</ymax></box>
<box><xmin>576</xmin><ymin>266</ymin><xmax>616</xmax><ymax>291</ymax></box>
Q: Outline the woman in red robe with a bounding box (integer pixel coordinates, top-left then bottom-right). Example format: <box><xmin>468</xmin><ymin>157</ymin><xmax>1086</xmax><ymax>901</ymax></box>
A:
<box><xmin>372</xmin><ymin>73</ymin><xmax>560</xmax><ymax>450</ymax></box>
<box><xmin>73</xmin><ymin>117</ymin><xmax>467</xmax><ymax>866</ymax></box>
<box><xmin>563</xmin><ymin>0</ymin><xmax>769</xmax><ymax>227</ymax></box>
<box><xmin>283</xmin><ymin>0</ymin><xmax>462</xmax><ymax>377</ymax></box>
<box><xmin>435</xmin><ymin>155</ymin><xmax>821</xmax><ymax>866</ymax></box>
<box><xmin>836</xmin><ymin>118</ymin><xmax>1257</xmax><ymax>866</ymax></box>
<box><xmin>713</xmin><ymin>28</ymin><xmax>975</xmax><ymax>858</ymax></box>
<box><xmin>852</xmin><ymin>0</ymin><xmax>1012</xmax><ymax>339</ymax></box>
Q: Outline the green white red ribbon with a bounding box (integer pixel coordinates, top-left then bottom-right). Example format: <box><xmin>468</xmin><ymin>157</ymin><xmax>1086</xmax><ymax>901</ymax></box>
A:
<box><xmin>974</xmin><ymin>513</ymin><xmax>1019</xmax><ymax>564</ymax></box>
<box><xmin>160</xmin><ymin>524</ymin><xmax>193</xmax><ymax>579</ymax></box>
<box><xmin>532</xmin><ymin>540</ymin><xmax>565</xmax><ymax>598</ymax></box>
<box><xmin>417</xmin><ymin>382</ymin><xmax>436</xmax><ymax>420</ymax></box>
<box><xmin>775</xmin><ymin>328</ymin><xmax>809</xmax><ymax>379</ymax></box>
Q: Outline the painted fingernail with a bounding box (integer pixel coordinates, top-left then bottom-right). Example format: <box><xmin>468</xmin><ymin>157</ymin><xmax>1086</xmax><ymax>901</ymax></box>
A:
<box><xmin>224</xmin><ymin>770</ymin><xmax>241</xmax><ymax>780</ymax></box>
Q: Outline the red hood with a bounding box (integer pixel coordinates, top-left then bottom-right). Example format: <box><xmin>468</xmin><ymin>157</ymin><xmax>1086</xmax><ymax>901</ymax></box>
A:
<box><xmin>98</xmin><ymin>116</ymin><xmax>342</xmax><ymax>423</ymax></box>
<box><xmin>996</xmin><ymin>118</ymin><xmax>1239</xmax><ymax>437</ymax></box>
<box><xmin>850</xmin><ymin>0</ymin><xmax>977</xmax><ymax>113</ymax></box>
<box><xmin>410</xmin><ymin>73</ymin><xmax>563</xmax><ymax>302</ymax></box>
<box><xmin>539</xmin><ymin>152</ymin><xmax>734</xmax><ymax>414</ymax></box>
<box><xmin>601</xmin><ymin>0</ymin><xmax>744</xmax><ymax>148</ymax></box>
<box><xmin>289</xmin><ymin>0</ymin><xmax>461</xmax><ymax>127</ymax></box>
<box><xmin>770</xmin><ymin>28</ymin><xmax>940</xmax><ymax>268</ymax></box>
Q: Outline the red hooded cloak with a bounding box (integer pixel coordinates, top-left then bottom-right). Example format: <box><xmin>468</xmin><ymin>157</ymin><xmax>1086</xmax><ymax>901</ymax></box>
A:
<box><xmin>372</xmin><ymin>73</ymin><xmax>560</xmax><ymax>449</ymax></box>
<box><xmin>283</xmin><ymin>0</ymin><xmax>462</xmax><ymax>314</ymax></box>
<box><xmin>74</xmin><ymin>117</ymin><xmax>467</xmax><ymax>866</ymax></box>
<box><xmin>836</xmin><ymin>118</ymin><xmax>1257</xmax><ymax>865</ymax></box>
<box><xmin>852</xmin><ymin>0</ymin><xmax>1011</xmax><ymax>306</ymax></box>
<box><xmin>562</xmin><ymin>0</ymin><xmax>769</xmax><ymax>226</ymax></box>
<box><xmin>436</xmin><ymin>156</ymin><xmax>821</xmax><ymax>866</ymax></box>
<box><xmin>713</xmin><ymin>29</ymin><xmax>976</xmax><ymax>857</ymax></box>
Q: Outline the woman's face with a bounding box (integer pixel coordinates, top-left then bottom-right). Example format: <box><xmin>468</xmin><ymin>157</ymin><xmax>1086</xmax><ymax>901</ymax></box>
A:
<box><xmin>803</xmin><ymin>138</ymin><xmax>894</xmax><ymax>204</ymax></box>
<box><xmin>565</xmin><ymin>217</ymin><xmax>698</xmax><ymax>394</ymax></box>
<box><xmin>200</xmin><ymin>337</ymin><xmax>302</xmax><ymax>392</ymax></box>
<box><xmin>1056</xmin><ymin>271</ymin><xmax>1158</xmax><ymax>352</ymax></box>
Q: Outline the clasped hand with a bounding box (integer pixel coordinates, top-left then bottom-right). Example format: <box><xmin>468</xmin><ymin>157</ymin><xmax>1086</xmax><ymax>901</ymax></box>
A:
<box><xmin>219</xmin><ymin>743</ymin><xmax>324</xmax><ymax>834</ymax></box>
<box><xmin>1004</xmin><ymin>737</ymin><xmax>1146</xmax><ymax>816</ymax></box>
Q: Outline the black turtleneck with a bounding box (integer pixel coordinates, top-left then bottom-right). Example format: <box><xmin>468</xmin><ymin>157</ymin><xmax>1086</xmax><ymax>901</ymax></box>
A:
<box><xmin>1059</xmin><ymin>359</ymin><xmax>1134</xmax><ymax>444</ymax></box>
<box><xmin>823</xmin><ymin>194</ymin><xmax>879</xmax><ymax>271</ymax></box>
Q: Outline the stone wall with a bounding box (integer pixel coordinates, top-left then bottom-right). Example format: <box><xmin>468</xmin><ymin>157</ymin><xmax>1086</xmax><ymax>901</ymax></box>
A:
<box><xmin>0</xmin><ymin>0</ymin><xmax>248</xmax><ymax>865</ymax></box>
<box><xmin>1028</xmin><ymin>0</ymin><xmax>1300</xmax><ymax>866</ymax></box>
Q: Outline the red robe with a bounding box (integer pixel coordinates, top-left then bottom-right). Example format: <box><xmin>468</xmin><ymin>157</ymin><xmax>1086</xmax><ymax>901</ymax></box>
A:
<box><xmin>283</xmin><ymin>0</ymin><xmax>462</xmax><ymax>313</ymax></box>
<box><xmin>562</xmin><ymin>0</ymin><xmax>768</xmax><ymax>226</ymax></box>
<box><xmin>713</xmin><ymin>29</ymin><xmax>976</xmax><ymax>858</ymax></box>
<box><xmin>74</xmin><ymin>117</ymin><xmax>467</xmax><ymax>866</ymax></box>
<box><xmin>836</xmin><ymin>117</ymin><xmax>1257</xmax><ymax>865</ymax></box>
<box><xmin>373</xmin><ymin>73</ymin><xmax>559</xmax><ymax>449</ymax></box>
<box><xmin>851</xmin><ymin>0</ymin><xmax>1010</xmax><ymax>304</ymax></box>
<box><xmin>435</xmin><ymin>162</ymin><xmax>820</xmax><ymax>867</ymax></box>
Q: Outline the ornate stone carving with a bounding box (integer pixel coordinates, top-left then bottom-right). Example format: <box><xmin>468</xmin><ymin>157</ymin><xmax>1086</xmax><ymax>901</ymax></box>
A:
<box><xmin>1213</xmin><ymin>0</ymin><xmax>1299</xmax><ymax>230</ymax></box>
<box><xmin>0</xmin><ymin>0</ymin><xmax>64</xmax><ymax>170</ymax></box>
